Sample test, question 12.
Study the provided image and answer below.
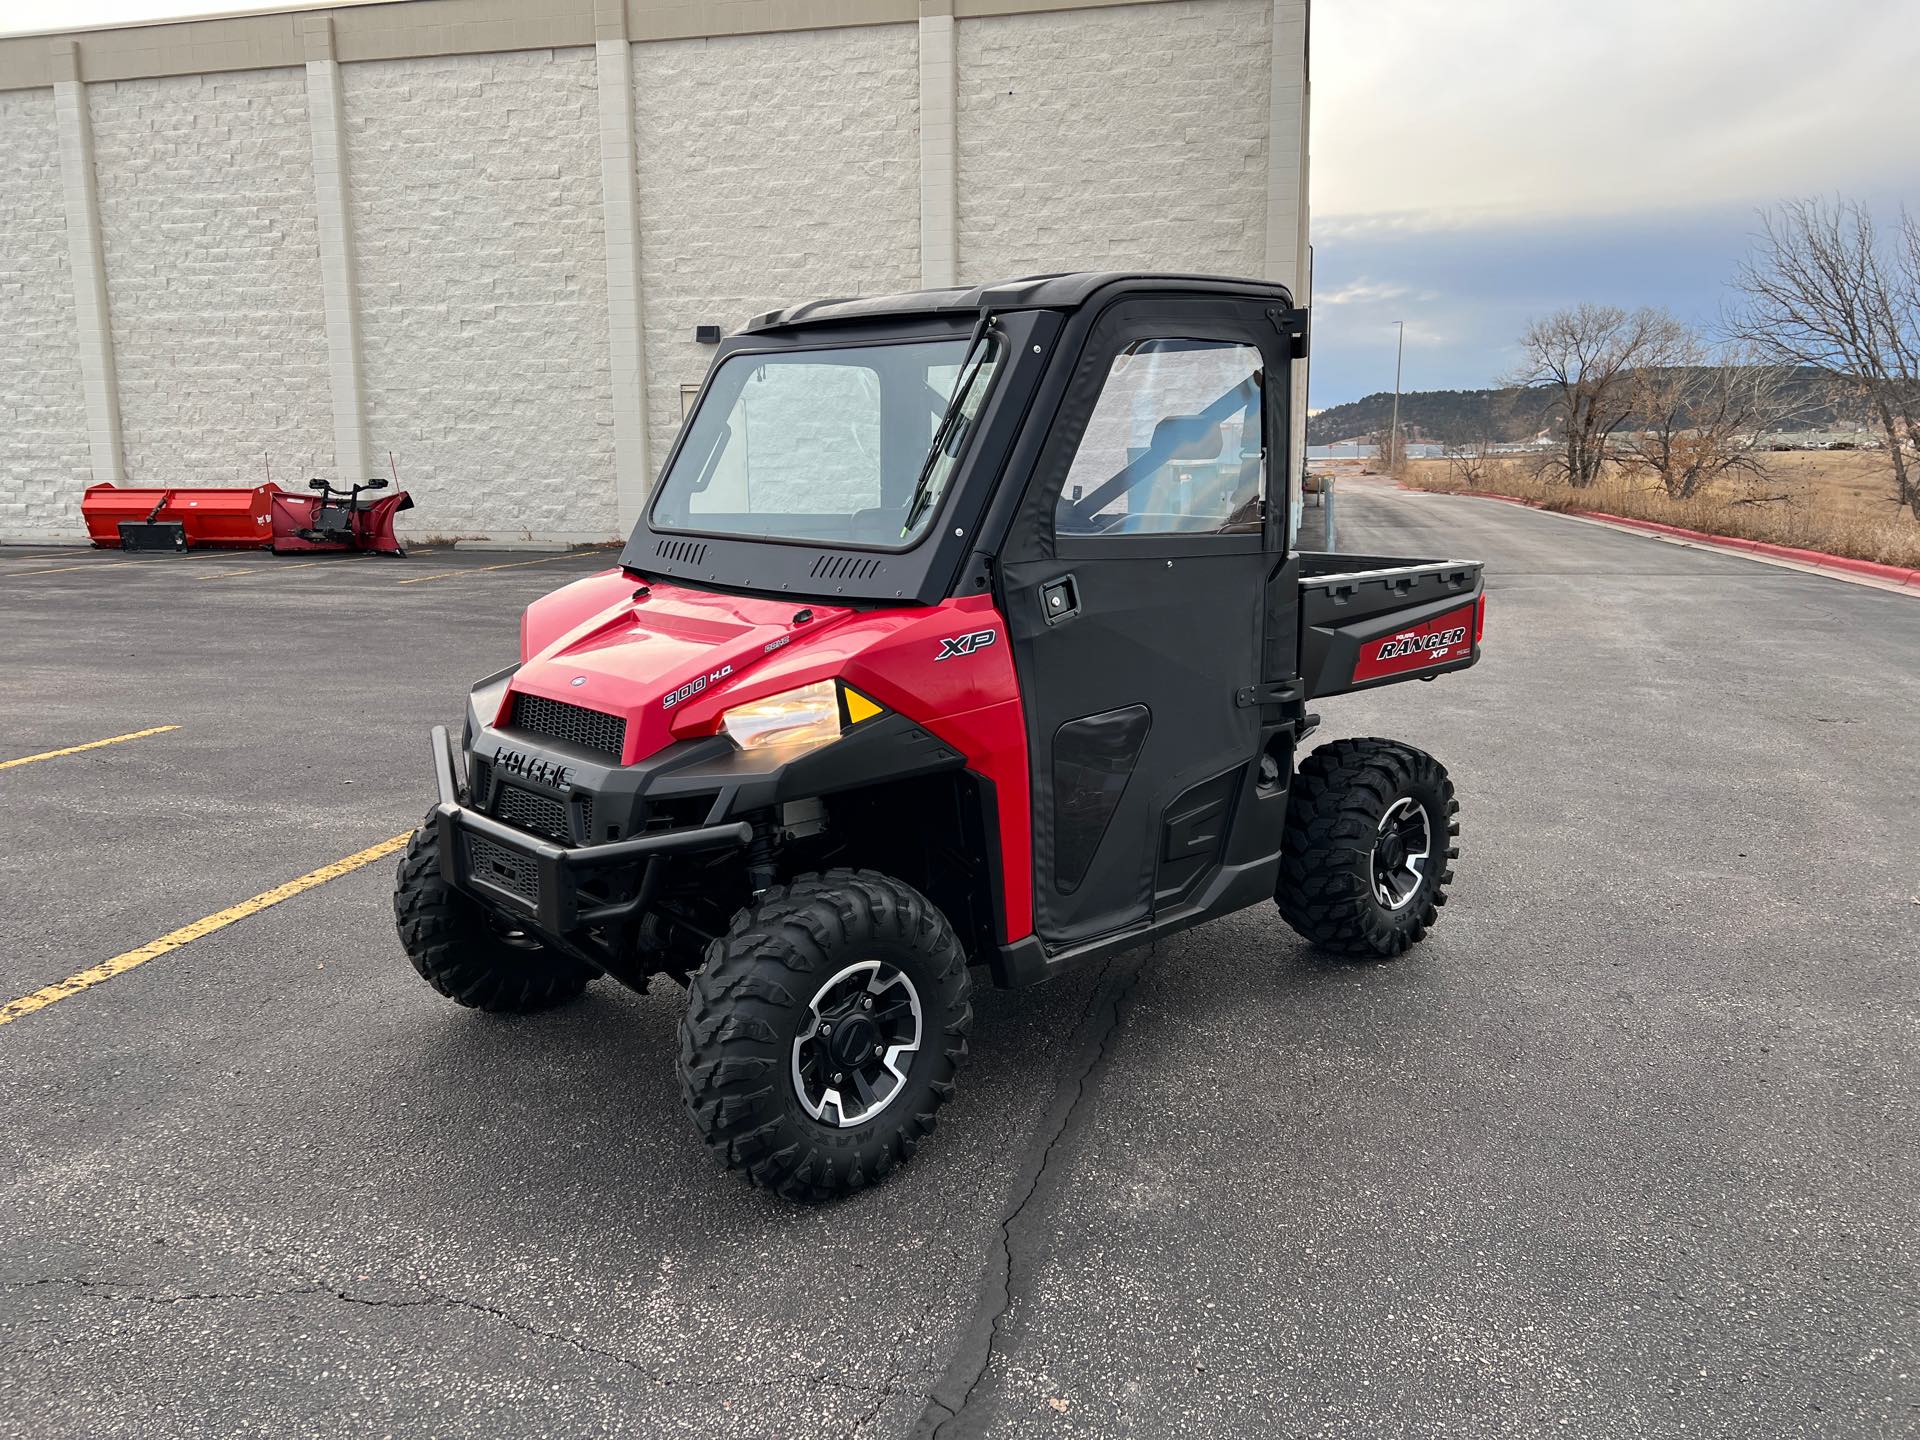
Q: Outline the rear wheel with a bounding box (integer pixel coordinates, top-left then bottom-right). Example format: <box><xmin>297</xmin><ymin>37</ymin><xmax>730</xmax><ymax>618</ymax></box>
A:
<box><xmin>392</xmin><ymin>821</ymin><xmax>594</xmax><ymax>1012</ymax></box>
<box><xmin>1275</xmin><ymin>738</ymin><xmax>1458</xmax><ymax>959</ymax></box>
<box><xmin>678</xmin><ymin>869</ymin><xmax>973</xmax><ymax>1203</ymax></box>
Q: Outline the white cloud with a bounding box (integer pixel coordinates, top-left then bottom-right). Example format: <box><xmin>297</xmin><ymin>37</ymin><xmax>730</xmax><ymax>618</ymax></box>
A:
<box><xmin>1316</xmin><ymin>279</ymin><xmax>1414</xmax><ymax>306</ymax></box>
<box><xmin>1313</xmin><ymin>0</ymin><xmax>1920</xmax><ymax>227</ymax></box>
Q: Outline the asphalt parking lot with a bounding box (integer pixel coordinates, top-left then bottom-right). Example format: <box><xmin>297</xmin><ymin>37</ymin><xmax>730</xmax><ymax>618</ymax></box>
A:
<box><xmin>2</xmin><ymin>487</ymin><xmax>1917</xmax><ymax>1440</ymax></box>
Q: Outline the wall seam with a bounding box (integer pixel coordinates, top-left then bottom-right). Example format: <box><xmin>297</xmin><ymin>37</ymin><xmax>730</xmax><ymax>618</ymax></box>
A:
<box><xmin>51</xmin><ymin>44</ymin><xmax>124</xmax><ymax>485</ymax></box>
<box><xmin>918</xmin><ymin>6</ymin><xmax>958</xmax><ymax>288</ymax></box>
<box><xmin>1264</xmin><ymin>0</ymin><xmax>1310</xmax><ymax>502</ymax></box>
<box><xmin>596</xmin><ymin>0</ymin><xmax>650</xmax><ymax>534</ymax></box>
<box><xmin>301</xmin><ymin>16</ymin><xmax>371</xmax><ymax>484</ymax></box>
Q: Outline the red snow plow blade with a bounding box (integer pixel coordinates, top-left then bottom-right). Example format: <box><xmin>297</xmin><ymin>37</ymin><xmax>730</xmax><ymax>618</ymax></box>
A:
<box><xmin>82</xmin><ymin>482</ymin><xmax>411</xmax><ymax>555</ymax></box>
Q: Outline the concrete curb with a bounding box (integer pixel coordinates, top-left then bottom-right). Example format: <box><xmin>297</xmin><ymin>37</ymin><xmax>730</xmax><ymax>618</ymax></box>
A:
<box><xmin>1416</xmin><ymin>487</ymin><xmax>1920</xmax><ymax>591</ymax></box>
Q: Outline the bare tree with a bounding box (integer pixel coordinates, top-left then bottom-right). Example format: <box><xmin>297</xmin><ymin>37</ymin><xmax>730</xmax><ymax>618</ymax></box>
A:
<box><xmin>1729</xmin><ymin>198</ymin><xmax>1920</xmax><ymax>517</ymax></box>
<box><xmin>1511</xmin><ymin>304</ymin><xmax>1689</xmax><ymax>487</ymax></box>
<box><xmin>1443</xmin><ymin>437</ymin><xmax>1495</xmax><ymax>488</ymax></box>
<box><xmin>1367</xmin><ymin>423</ymin><xmax>1404</xmax><ymax>476</ymax></box>
<box><xmin>1617</xmin><ymin>337</ymin><xmax>1796</xmax><ymax>498</ymax></box>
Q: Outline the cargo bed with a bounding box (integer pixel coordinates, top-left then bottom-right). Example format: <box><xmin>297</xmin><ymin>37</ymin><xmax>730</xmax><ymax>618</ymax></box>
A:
<box><xmin>1295</xmin><ymin>552</ymin><xmax>1484</xmax><ymax>699</ymax></box>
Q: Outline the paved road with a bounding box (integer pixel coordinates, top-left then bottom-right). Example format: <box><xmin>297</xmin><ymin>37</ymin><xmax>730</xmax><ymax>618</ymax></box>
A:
<box><xmin>1</xmin><ymin>490</ymin><xmax>1915</xmax><ymax>1439</ymax></box>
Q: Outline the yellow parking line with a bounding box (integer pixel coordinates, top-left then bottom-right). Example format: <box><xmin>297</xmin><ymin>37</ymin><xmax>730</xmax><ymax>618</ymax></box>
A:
<box><xmin>13</xmin><ymin>560</ymin><xmax>142</xmax><ymax>577</ymax></box>
<box><xmin>396</xmin><ymin>551</ymin><xmax>609</xmax><ymax>585</ymax></box>
<box><xmin>0</xmin><ymin>832</ymin><xmax>412</xmax><ymax>1028</ymax></box>
<box><xmin>197</xmin><ymin>559</ymin><xmax>327</xmax><ymax>581</ymax></box>
<box><xmin>0</xmin><ymin>725</ymin><xmax>180</xmax><ymax>772</ymax></box>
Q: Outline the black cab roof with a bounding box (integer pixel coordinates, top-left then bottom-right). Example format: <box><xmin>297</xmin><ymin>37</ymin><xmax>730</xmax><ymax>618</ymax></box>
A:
<box><xmin>743</xmin><ymin>271</ymin><xmax>1297</xmax><ymax>335</ymax></box>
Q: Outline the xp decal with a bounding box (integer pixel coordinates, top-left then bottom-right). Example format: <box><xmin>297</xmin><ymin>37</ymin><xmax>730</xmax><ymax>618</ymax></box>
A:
<box><xmin>936</xmin><ymin>629</ymin><xmax>997</xmax><ymax>661</ymax></box>
<box><xmin>1351</xmin><ymin>602</ymin><xmax>1478</xmax><ymax>682</ymax></box>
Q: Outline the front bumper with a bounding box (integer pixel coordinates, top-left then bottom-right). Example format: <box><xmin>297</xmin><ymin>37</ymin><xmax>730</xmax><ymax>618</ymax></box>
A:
<box><xmin>428</xmin><ymin>724</ymin><xmax>752</xmax><ymax>936</ymax></box>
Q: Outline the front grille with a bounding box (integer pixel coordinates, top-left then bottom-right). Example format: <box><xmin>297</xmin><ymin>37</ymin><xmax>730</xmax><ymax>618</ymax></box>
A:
<box><xmin>468</xmin><ymin>836</ymin><xmax>537</xmax><ymax>902</ymax></box>
<box><xmin>468</xmin><ymin>758</ymin><xmax>493</xmax><ymax>805</ymax></box>
<box><xmin>581</xmin><ymin>795</ymin><xmax>596</xmax><ymax>842</ymax></box>
<box><xmin>495</xmin><ymin>783</ymin><xmax>569</xmax><ymax>842</ymax></box>
<box><xmin>509</xmin><ymin>692</ymin><xmax>626</xmax><ymax>759</ymax></box>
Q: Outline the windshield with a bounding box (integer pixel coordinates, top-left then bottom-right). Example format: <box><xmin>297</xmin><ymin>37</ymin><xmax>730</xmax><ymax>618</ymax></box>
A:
<box><xmin>649</xmin><ymin>336</ymin><xmax>1000</xmax><ymax>549</ymax></box>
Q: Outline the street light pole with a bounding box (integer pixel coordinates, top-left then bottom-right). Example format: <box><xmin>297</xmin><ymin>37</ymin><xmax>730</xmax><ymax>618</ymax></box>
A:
<box><xmin>1388</xmin><ymin>320</ymin><xmax>1405</xmax><ymax>471</ymax></box>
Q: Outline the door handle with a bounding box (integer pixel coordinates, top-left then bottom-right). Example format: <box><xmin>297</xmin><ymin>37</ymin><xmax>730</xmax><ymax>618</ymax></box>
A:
<box><xmin>1040</xmin><ymin>575</ymin><xmax>1080</xmax><ymax>625</ymax></box>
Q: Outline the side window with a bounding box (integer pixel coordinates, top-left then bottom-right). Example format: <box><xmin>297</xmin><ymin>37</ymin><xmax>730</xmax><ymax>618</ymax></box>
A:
<box><xmin>1055</xmin><ymin>339</ymin><xmax>1265</xmax><ymax>537</ymax></box>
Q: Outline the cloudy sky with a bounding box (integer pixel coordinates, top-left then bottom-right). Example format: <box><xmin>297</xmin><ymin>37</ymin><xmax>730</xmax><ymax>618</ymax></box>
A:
<box><xmin>7</xmin><ymin>0</ymin><xmax>1917</xmax><ymax>405</ymax></box>
<box><xmin>1310</xmin><ymin>0</ymin><xmax>1920</xmax><ymax>404</ymax></box>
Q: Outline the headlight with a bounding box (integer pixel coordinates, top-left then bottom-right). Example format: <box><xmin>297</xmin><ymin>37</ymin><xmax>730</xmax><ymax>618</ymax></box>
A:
<box><xmin>720</xmin><ymin>680</ymin><xmax>843</xmax><ymax>755</ymax></box>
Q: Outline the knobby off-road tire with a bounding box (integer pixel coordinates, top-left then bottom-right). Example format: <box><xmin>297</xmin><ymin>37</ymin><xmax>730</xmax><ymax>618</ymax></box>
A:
<box><xmin>678</xmin><ymin>869</ymin><xmax>973</xmax><ymax>1203</ymax></box>
<box><xmin>392</xmin><ymin>821</ymin><xmax>594</xmax><ymax>1013</ymax></box>
<box><xmin>1275</xmin><ymin>738</ymin><xmax>1459</xmax><ymax>959</ymax></box>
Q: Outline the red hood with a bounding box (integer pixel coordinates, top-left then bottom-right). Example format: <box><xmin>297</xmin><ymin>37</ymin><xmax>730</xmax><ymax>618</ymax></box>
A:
<box><xmin>509</xmin><ymin>573</ymin><xmax>854</xmax><ymax>763</ymax></box>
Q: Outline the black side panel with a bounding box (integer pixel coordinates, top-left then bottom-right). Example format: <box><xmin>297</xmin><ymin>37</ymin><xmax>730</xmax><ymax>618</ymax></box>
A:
<box><xmin>1051</xmin><ymin>704</ymin><xmax>1151</xmax><ymax>893</ymax></box>
<box><xmin>1156</xmin><ymin>766</ymin><xmax>1242</xmax><ymax>907</ymax></box>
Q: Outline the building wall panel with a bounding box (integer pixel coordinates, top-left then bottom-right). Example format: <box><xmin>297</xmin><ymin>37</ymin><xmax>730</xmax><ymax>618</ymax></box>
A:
<box><xmin>0</xmin><ymin>88</ymin><xmax>90</xmax><ymax>537</ymax></box>
<box><xmin>955</xmin><ymin>0</ymin><xmax>1272</xmax><ymax>284</ymax></box>
<box><xmin>90</xmin><ymin>67</ymin><xmax>332</xmax><ymax>486</ymax></box>
<box><xmin>344</xmin><ymin>47</ymin><xmax>615</xmax><ymax>540</ymax></box>
<box><xmin>633</xmin><ymin>23</ymin><xmax>921</xmax><ymax>473</ymax></box>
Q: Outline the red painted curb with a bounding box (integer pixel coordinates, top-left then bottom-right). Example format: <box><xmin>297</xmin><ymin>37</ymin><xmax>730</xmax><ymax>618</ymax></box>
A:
<box><xmin>1412</xmin><ymin>486</ymin><xmax>1920</xmax><ymax>589</ymax></box>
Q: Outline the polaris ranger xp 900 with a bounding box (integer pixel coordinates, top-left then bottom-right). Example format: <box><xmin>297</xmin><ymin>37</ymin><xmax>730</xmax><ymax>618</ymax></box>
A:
<box><xmin>395</xmin><ymin>273</ymin><xmax>1484</xmax><ymax>1201</ymax></box>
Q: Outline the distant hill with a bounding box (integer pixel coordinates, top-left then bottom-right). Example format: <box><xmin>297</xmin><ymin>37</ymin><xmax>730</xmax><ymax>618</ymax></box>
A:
<box><xmin>1307</xmin><ymin>368</ymin><xmax>1851</xmax><ymax>448</ymax></box>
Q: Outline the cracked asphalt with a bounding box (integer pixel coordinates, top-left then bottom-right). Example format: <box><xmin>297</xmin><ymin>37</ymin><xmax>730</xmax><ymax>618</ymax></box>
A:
<box><xmin>2</xmin><ymin>483</ymin><xmax>1917</xmax><ymax>1439</ymax></box>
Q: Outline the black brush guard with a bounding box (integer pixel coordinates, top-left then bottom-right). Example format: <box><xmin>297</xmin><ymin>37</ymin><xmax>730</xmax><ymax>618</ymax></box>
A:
<box><xmin>428</xmin><ymin>724</ymin><xmax>752</xmax><ymax>939</ymax></box>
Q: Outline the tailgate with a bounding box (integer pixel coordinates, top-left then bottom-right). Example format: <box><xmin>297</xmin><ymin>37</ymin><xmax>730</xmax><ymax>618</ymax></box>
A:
<box><xmin>1297</xmin><ymin>553</ymin><xmax>1484</xmax><ymax>700</ymax></box>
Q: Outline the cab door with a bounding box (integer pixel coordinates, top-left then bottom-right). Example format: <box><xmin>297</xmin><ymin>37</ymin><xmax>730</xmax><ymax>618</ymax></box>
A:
<box><xmin>1000</xmin><ymin>298</ymin><xmax>1288</xmax><ymax>947</ymax></box>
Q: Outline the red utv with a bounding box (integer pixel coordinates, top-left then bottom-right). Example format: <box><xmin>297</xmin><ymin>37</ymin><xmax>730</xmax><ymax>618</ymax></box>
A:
<box><xmin>394</xmin><ymin>273</ymin><xmax>1484</xmax><ymax>1201</ymax></box>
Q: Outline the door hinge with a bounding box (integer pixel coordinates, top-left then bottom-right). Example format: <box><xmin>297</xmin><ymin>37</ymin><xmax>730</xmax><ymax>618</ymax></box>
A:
<box><xmin>1266</xmin><ymin>306</ymin><xmax>1310</xmax><ymax>360</ymax></box>
<box><xmin>1235</xmin><ymin>679</ymin><xmax>1304</xmax><ymax>708</ymax></box>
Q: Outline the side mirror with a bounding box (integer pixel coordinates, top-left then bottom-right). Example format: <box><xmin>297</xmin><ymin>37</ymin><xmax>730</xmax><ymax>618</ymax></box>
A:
<box><xmin>364</xmin><ymin>478</ymin><xmax>389</xmax><ymax>490</ymax></box>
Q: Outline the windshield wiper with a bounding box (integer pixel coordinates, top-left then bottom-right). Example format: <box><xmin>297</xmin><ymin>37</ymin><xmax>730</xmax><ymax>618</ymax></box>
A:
<box><xmin>900</xmin><ymin>311</ymin><xmax>995</xmax><ymax>540</ymax></box>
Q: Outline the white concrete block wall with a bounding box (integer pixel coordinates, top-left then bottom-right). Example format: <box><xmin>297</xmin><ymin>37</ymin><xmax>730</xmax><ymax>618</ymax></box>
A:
<box><xmin>89</xmin><ymin>68</ymin><xmax>333</xmax><ymax>486</ymax></box>
<box><xmin>954</xmin><ymin>0</ymin><xmax>1272</xmax><ymax>283</ymax></box>
<box><xmin>0</xmin><ymin>88</ymin><xmax>91</xmax><ymax>537</ymax></box>
<box><xmin>0</xmin><ymin>0</ymin><xmax>1305</xmax><ymax>545</ymax></box>
<box><xmin>343</xmin><ymin>48</ymin><xmax>615</xmax><ymax>541</ymax></box>
<box><xmin>632</xmin><ymin>24</ymin><xmax>920</xmax><ymax>475</ymax></box>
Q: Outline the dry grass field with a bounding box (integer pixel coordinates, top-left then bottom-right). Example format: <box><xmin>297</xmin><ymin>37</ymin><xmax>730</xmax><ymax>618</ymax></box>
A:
<box><xmin>1398</xmin><ymin>450</ymin><xmax>1920</xmax><ymax>569</ymax></box>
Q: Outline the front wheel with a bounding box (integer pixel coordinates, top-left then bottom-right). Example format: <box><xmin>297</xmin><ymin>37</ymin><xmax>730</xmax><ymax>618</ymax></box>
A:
<box><xmin>1275</xmin><ymin>738</ymin><xmax>1459</xmax><ymax>959</ymax></box>
<box><xmin>392</xmin><ymin>820</ymin><xmax>595</xmax><ymax>1012</ymax></box>
<box><xmin>678</xmin><ymin>869</ymin><xmax>973</xmax><ymax>1203</ymax></box>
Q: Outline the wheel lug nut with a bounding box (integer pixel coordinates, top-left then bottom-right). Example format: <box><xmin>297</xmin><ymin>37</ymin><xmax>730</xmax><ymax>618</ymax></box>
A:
<box><xmin>862</xmin><ymin>998</ymin><xmax>873</xmax><ymax>1010</ymax></box>
<box><xmin>833</xmin><ymin>1072</ymin><xmax>844</xmax><ymax>1083</ymax></box>
<box><xmin>873</xmin><ymin>1044</ymin><xmax>883</xmax><ymax>1057</ymax></box>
